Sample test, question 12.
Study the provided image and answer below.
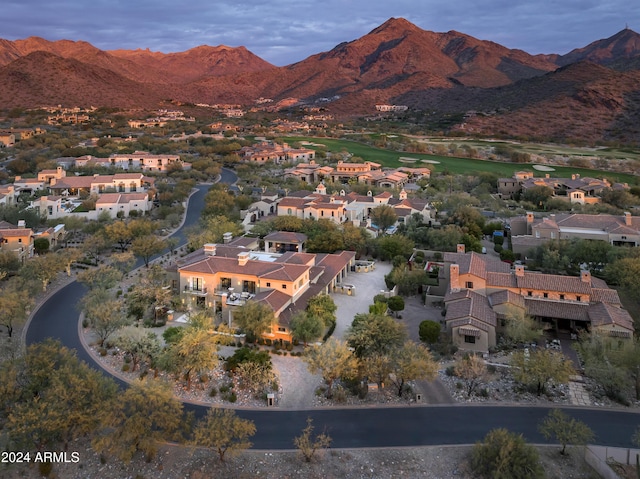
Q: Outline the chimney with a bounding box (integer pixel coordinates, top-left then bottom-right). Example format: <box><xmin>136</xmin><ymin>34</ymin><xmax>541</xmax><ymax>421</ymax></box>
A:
<box><xmin>571</xmin><ymin>174</ymin><xmax>576</xmax><ymax>180</ymax></box>
<box><xmin>50</xmin><ymin>178</ymin><xmax>56</xmax><ymax>186</ymax></box>
<box><xmin>203</xmin><ymin>243</ymin><xmax>216</xmax><ymax>256</ymax></box>
<box><xmin>624</xmin><ymin>212</ymin><xmax>632</xmax><ymax>226</ymax></box>
<box><xmin>526</xmin><ymin>212</ymin><xmax>534</xmax><ymax>224</ymax></box>
<box><xmin>450</xmin><ymin>264</ymin><xmax>460</xmax><ymax>292</ymax></box>
<box><xmin>515</xmin><ymin>265</ymin><xmax>525</xmax><ymax>277</ymax></box>
<box><xmin>545</xmin><ymin>174</ymin><xmax>550</xmax><ymax>179</ymax></box>
<box><xmin>18</xmin><ymin>220</ymin><xmax>26</xmax><ymax>228</ymax></box>
<box><xmin>456</xmin><ymin>244</ymin><xmax>466</xmax><ymax>254</ymax></box>
<box><xmin>581</xmin><ymin>270</ymin><xmax>591</xmax><ymax>284</ymax></box>
<box><xmin>238</xmin><ymin>251</ymin><xmax>250</xmax><ymax>266</ymax></box>
<box><xmin>223</xmin><ymin>232</ymin><xmax>233</xmax><ymax>244</ymax></box>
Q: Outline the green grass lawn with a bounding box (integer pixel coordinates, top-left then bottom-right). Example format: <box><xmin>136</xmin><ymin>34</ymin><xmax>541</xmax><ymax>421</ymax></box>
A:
<box><xmin>284</xmin><ymin>136</ymin><xmax>639</xmax><ymax>184</ymax></box>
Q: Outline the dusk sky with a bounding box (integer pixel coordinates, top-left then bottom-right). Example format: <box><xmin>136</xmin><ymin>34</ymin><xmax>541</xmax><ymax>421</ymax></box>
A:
<box><xmin>2</xmin><ymin>1</ymin><xmax>638</xmax><ymax>66</ymax></box>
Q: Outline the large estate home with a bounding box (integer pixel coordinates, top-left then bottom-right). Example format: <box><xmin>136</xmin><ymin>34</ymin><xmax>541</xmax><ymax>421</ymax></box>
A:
<box><xmin>498</xmin><ymin>171</ymin><xmax>628</xmax><ymax>204</ymax></box>
<box><xmin>269</xmin><ymin>184</ymin><xmax>433</xmax><ymax>230</ymax></box>
<box><xmin>172</xmin><ymin>239</ymin><xmax>356</xmax><ymax>342</ymax></box>
<box><xmin>61</xmin><ymin>151</ymin><xmax>191</xmax><ymax>172</ymax></box>
<box><xmin>510</xmin><ymin>211</ymin><xmax>640</xmax><ymax>256</ymax></box>
<box><xmin>443</xmin><ymin>246</ymin><xmax>634</xmax><ymax>353</ymax></box>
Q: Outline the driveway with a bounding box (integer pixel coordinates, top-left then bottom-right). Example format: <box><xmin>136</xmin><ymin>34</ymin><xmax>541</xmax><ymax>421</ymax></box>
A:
<box><xmin>331</xmin><ymin>261</ymin><xmax>393</xmax><ymax>340</ymax></box>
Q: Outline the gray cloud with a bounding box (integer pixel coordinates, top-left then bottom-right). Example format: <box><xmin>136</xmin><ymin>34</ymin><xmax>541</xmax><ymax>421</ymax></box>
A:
<box><xmin>1</xmin><ymin>0</ymin><xmax>638</xmax><ymax>65</ymax></box>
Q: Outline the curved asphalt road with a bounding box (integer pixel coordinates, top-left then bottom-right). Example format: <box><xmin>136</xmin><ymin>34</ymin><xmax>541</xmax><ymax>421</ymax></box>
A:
<box><xmin>25</xmin><ymin>168</ymin><xmax>640</xmax><ymax>450</ymax></box>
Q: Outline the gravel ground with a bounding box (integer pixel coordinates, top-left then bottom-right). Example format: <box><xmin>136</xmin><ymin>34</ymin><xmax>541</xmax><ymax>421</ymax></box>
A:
<box><xmin>1</xmin><ymin>441</ymin><xmax>600</xmax><ymax>479</ymax></box>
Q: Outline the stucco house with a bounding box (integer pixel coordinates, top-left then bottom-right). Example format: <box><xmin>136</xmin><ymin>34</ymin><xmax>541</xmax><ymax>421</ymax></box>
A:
<box><xmin>443</xmin><ymin>246</ymin><xmax>634</xmax><ymax>353</ymax></box>
<box><xmin>174</xmin><ymin>242</ymin><xmax>355</xmax><ymax>342</ymax></box>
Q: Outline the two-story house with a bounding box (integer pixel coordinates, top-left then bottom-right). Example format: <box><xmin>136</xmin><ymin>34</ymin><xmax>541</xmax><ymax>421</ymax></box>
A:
<box><xmin>443</xmin><ymin>246</ymin><xmax>634</xmax><ymax>353</ymax></box>
<box><xmin>175</xmin><ymin>242</ymin><xmax>355</xmax><ymax>342</ymax></box>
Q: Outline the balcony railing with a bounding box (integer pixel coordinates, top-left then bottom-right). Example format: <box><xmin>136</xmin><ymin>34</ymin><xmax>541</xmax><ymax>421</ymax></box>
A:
<box><xmin>183</xmin><ymin>286</ymin><xmax>207</xmax><ymax>296</ymax></box>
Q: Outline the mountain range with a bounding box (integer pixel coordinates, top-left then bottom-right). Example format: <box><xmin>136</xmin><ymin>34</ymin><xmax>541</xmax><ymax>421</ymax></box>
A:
<box><xmin>1</xmin><ymin>18</ymin><xmax>640</xmax><ymax>143</ymax></box>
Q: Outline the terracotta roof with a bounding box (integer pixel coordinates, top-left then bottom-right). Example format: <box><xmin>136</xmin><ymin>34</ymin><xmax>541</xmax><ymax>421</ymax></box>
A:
<box><xmin>445</xmin><ymin>290</ymin><xmax>497</xmax><ymax>327</ymax></box>
<box><xmin>590</xmin><ymin>288</ymin><xmax>621</xmax><ymax>305</ymax></box>
<box><xmin>252</xmin><ymin>289</ymin><xmax>291</xmax><ymax>315</ymax></box>
<box><xmin>179</xmin><ymin>255</ymin><xmax>309</xmax><ymax>283</ymax></box>
<box><xmin>264</xmin><ymin>231</ymin><xmax>308</xmax><ymax>243</ymax></box>
<box><xmin>275</xmin><ymin>252</ymin><xmax>316</xmax><ymax>266</ymax></box>
<box><xmin>0</xmin><ymin>228</ymin><xmax>33</xmax><ymax>238</ymax></box>
<box><xmin>588</xmin><ymin>302</ymin><xmax>634</xmax><ymax>331</ymax></box>
<box><xmin>488</xmin><ymin>290</ymin><xmax>525</xmax><ymax>309</ymax></box>
<box><xmin>444</xmin><ymin>252</ymin><xmax>510</xmax><ymax>277</ymax></box>
<box><xmin>517</xmin><ymin>272</ymin><xmax>592</xmax><ymax>295</ymax></box>
<box><xmin>486</xmin><ymin>272</ymin><xmax>518</xmax><ymax>288</ymax></box>
<box><xmin>278</xmin><ymin>197</ymin><xmax>309</xmax><ymax>207</ymax></box>
<box><xmin>524</xmin><ymin>299</ymin><xmax>590</xmax><ymax>321</ymax></box>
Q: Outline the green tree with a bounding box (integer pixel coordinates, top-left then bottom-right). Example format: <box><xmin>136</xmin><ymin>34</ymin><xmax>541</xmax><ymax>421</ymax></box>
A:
<box><xmin>306</xmin><ymin>294</ymin><xmax>337</xmax><ymax>328</ymax></box>
<box><xmin>387</xmin><ymin>295</ymin><xmax>405</xmax><ymax>317</ymax></box>
<box><xmin>93</xmin><ymin>380</ymin><xmax>182</xmax><ymax>463</ymax></box>
<box><xmin>303</xmin><ymin>338</ymin><xmax>359</xmax><ymax>398</ymax></box>
<box><xmin>233</xmin><ymin>301</ymin><xmax>275</xmax><ymax>339</ymax></box>
<box><xmin>81</xmin><ymin>289</ymin><xmax>130</xmax><ymax>346</ymax></box>
<box><xmin>510</xmin><ymin>349</ymin><xmax>573</xmax><ymax>396</ymax></box>
<box><xmin>290</xmin><ymin>311</ymin><xmax>324</xmax><ymax>346</ymax></box>
<box><xmin>347</xmin><ymin>313</ymin><xmax>407</xmax><ymax>358</ymax></box>
<box><xmin>131</xmin><ymin>235</ymin><xmax>166</xmax><ymax>267</ymax></box>
<box><xmin>522</xmin><ymin>185</ymin><xmax>554</xmax><ymax>208</ymax></box>
<box><xmin>389</xmin><ymin>341</ymin><xmax>438</xmax><ymax>397</ymax></box>
<box><xmin>113</xmin><ymin>325</ymin><xmax>162</xmax><ymax>372</ymax></box>
<box><xmin>502</xmin><ymin>307</ymin><xmax>543</xmax><ymax>346</ymax></box>
<box><xmin>470</xmin><ymin>428</ymin><xmax>544</xmax><ymax>479</ymax></box>
<box><xmin>419</xmin><ymin>320</ymin><xmax>441</xmax><ymax>344</ymax></box>
<box><xmin>294</xmin><ymin>417</ymin><xmax>332</xmax><ymax>463</ymax></box>
<box><xmin>77</xmin><ymin>264</ymin><xmax>123</xmax><ymax>290</ymax></box>
<box><xmin>20</xmin><ymin>254</ymin><xmax>62</xmax><ymax>291</ymax></box>
<box><xmin>192</xmin><ymin>408</ymin><xmax>256</xmax><ymax>462</ymax></box>
<box><xmin>375</xmin><ymin>235</ymin><xmax>415</xmax><ymax>261</ymax></box>
<box><xmin>168</xmin><ymin>327</ymin><xmax>222</xmax><ymax>390</ymax></box>
<box><xmin>538</xmin><ymin>409</ymin><xmax>595</xmax><ymax>455</ymax></box>
<box><xmin>187</xmin><ymin>215</ymin><xmax>243</xmax><ymax>251</ymax></box>
<box><xmin>370</xmin><ymin>204</ymin><xmax>397</xmax><ymax>233</ymax></box>
<box><xmin>2</xmin><ymin>340</ymin><xmax>117</xmax><ymax>451</ymax></box>
<box><xmin>0</xmin><ymin>279</ymin><xmax>33</xmax><ymax>338</ymax></box>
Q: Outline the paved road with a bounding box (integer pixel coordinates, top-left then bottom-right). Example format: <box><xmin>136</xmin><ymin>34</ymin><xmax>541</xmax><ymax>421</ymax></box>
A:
<box><xmin>24</xmin><ymin>167</ymin><xmax>640</xmax><ymax>450</ymax></box>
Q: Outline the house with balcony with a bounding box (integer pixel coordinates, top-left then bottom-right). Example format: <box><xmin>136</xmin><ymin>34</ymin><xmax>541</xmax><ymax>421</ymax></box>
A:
<box><xmin>442</xmin><ymin>245</ymin><xmax>634</xmax><ymax>353</ymax></box>
<box><xmin>175</xmin><ymin>242</ymin><xmax>355</xmax><ymax>341</ymax></box>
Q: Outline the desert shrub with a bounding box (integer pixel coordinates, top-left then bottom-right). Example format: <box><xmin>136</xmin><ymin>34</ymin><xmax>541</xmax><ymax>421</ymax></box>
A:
<box><xmin>99</xmin><ymin>348</ymin><xmax>107</xmax><ymax>356</ymax></box>
<box><xmin>122</xmin><ymin>364</ymin><xmax>130</xmax><ymax>372</ymax></box>
<box><xmin>471</xmin><ymin>428</ymin><xmax>543</xmax><ymax>479</ymax></box>
<box><xmin>419</xmin><ymin>320</ymin><xmax>441</xmax><ymax>343</ymax></box>
<box><xmin>209</xmin><ymin>387</ymin><xmax>218</xmax><ymax>397</ymax></box>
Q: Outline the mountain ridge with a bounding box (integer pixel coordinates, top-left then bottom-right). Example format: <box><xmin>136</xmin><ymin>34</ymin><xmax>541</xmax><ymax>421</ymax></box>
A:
<box><xmin>1</xmin><ymin>18</ymin><xmax>640</xmax><ymax>143</ymax></box>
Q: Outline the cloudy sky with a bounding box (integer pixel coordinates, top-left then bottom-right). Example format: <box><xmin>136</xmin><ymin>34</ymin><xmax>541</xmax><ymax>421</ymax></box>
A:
<box><xmin>2</xmin><ymin>0</ymin><xmax>637</xmax><ymax>66</ymax></box>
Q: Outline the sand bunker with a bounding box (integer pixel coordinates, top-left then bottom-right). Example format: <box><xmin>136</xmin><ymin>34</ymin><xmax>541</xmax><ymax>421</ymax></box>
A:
<box><xmin>399</xmin><ymin>157</ymin><xmax>419</xmax><ymax>163</ymax></box>
<box><xmin>421</xmin><ymin>159</ymin><xmax>441</xmax><ymax>164</ymax></box>
<box><xmin>532</xmin><ymin>165</ymin><xmax>556</xmax><ymax>171</ymax></box>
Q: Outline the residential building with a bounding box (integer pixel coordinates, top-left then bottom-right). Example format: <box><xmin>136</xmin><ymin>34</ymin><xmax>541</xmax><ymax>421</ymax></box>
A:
<box><xmin>510</xmin><ymin>211</ymin><xmax>640</xmax><ymax>256</ymax></box>
<box><xmin>498</xmin><ymin>171</ymin><xmax>627</xmax><ymax>204</ymax></box>
<box><xmin>239</xmin><ymin>141</ymin><xmax>315</xmax><ymax>165</ymax></box>
<box><xmin>0</xmin><ymin>220</ymin><xmax>34</xmax><ymax>263</ymax></box>
<box><xmin>442</xmin><ymin>246</ymin><xmax>634</xmax><ymax>353</ymax></box>
<box><xmin>175</xmin><ymin>242</ymin><xmax>355</xmax><ymax>341</ymax></box>
<box><xmin>0</xmin><ymin>131</ymin><xmax>16</xmax><ymax>147</ymax></box>
<box><xmin>48</xmin><ymin>173</ymin><xmax>153</xmax><ymax>196</ymax></box>
<box><xmin>95</xmin><ymin>193</ymin><xmax>152</xmax><ymax>219</ymax></box>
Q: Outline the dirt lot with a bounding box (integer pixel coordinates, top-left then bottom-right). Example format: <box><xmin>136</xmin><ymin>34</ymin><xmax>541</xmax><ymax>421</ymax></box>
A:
<box><xmin>2</xmin><ymin>441</ymin><xmax>601</xmax><ymax>479</ymax></box>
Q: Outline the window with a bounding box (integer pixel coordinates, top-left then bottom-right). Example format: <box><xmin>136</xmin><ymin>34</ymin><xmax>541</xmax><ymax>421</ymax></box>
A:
<box><xmin>465</xmin><ymin>281</ymin><xmax>473</xmax><ymax>289</ymax></box>
<box><xmin>560</xmin><ymin>294</ymin><xmax>565</xmax><ymax>300</ymax></box>
<box><xmin>464</xmin><ymin>335</ymin><xmax>476</xmax><ymax>344</ymax></box>
<box><xmin>543</xmin><ymin>292</ymin><xmax>548</xmax><ymax>298</ymax></box>
<box><xmin>278</xmin><ymin>327</ymin><xmax>286</xmax><ymax>332</ymax></box>
<box><xmin>221</xmin><ymin>277</ymin><xmax>231</xmax><ymax>289</ymax></box>
<box><xmin>282</xmin><ymin>284</ymin><xmax>287</xmax><ymax>289</ymax></box>
<box><xmin>550</xmin><ymin>232</ymin><xmax>556</xmax><ymax>239</ymax></box>
<box><xmin>193</xmin><ymin>277</ymin><xmax>203</xmax><ymax>291</ymax></box>
<box><xmin>265</xmin><ymin>282</ymin><xmax>271</xmax><ymax>288</ymax></box>
<box><xmin>576</xmin><ymin>295</ymin><xmax>581</xmax><ymax>302</ymax></box>
<box><xmin>287</xmin><ymin>208</ymin><xmax>292</xmax><ymax>215</ymax></box>
<box><xmin>535</xmin><ymin>230</ymin><xmax>540</xmax><ymax>238</ymax></box>
<box><xmin>527</xmin><ymin>291</ymin><xmax>532</xmax><ymax>297</ymax></box>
